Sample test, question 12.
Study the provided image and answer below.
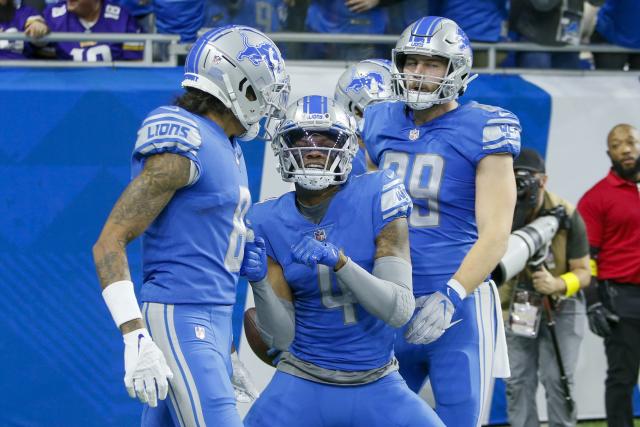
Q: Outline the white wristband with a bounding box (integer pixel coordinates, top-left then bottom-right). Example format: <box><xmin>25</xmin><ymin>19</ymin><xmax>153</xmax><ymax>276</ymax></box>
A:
<box><xmin>447</xmin><ymin>278</ymin><xmax>468</xmax><ymax>300</ymax></box>
<box><xmin>102</xmin><ymin>280</ymin><xmax>142</xmax><ymax>328</ymax></box>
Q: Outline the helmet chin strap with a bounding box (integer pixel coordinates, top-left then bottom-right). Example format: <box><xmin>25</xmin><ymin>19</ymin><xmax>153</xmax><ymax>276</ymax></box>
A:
<box><xmin>236</xmin><ymin>122</ymin><xmax>261</xmax><ymax>142</ymax></box>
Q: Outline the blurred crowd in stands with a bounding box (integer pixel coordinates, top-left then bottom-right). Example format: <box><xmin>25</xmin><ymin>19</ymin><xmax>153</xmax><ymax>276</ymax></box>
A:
<box><xmin>0</xmin><ymin>0</ymin><xmax>639</xmax><ymax>69</ymax></box>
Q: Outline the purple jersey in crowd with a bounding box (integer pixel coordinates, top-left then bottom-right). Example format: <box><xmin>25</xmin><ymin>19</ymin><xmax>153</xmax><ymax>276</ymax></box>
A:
<box><xmin>43</xmin><ymin>1</ymin><xmax>142</xmax><ymax>61</ymax></box>
<box><xmin>0</xmin><ymin>6</ymin><xmax>41</xmax><ymax>60</ymax></box>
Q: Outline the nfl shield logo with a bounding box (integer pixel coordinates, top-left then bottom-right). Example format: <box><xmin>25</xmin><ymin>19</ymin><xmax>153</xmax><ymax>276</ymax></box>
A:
<box><xmin>195</xmin><ymin>326</ymin><xmax>206</xmax><ymax>340</ymax></box>
<box><xmin>314</xmin><ymin>229</ymin><xmax>326</xmax><ymax>242</ymax></box>
<box><xmin>409</xmin><ymin>129</ymin><xmax>420</xmax><ymax>141</ymax></box>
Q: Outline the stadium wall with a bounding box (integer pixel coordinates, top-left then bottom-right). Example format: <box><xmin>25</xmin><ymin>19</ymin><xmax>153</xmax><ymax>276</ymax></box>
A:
<box><xmin>0</xmin><ymin>67</ymin><xmax>638</xmax><ymax>426</ymax></box>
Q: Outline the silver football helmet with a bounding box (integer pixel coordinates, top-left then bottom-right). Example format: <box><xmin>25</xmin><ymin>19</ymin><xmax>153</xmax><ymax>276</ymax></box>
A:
<box><xmin>273</xmin><ymin>95</ymin><xmax>359</xmax><ymax>191</ymax></box>
<box><xmin>182</xmin><ymin>25</ymin><xmax>290</xmax><ymax>141</ymax></box>
<box><xmin>392</xmin><ymin>17</ymin><xmax>475</xmax><ymax>110</ymax></box>
<box><xmin>334</xmin><ymin>59</ymin><xmax>393</xmax><ymax>132</ymax></box>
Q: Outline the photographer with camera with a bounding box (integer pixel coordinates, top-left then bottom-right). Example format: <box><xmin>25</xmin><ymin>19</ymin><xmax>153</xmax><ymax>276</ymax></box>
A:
<box><xmin>577</xmin><ymin>124</ymin><xmax>640</xmax><ymax>427</ymax></box>
<box><xmin>499</xmin><ymin>148</ymin><xmax>591</xmax><ymax>427</ymax></box>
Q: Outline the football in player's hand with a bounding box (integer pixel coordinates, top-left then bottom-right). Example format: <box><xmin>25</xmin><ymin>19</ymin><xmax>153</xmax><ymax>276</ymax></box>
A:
<box><xmin>244</xmin><ymin>307</ymin><xmax>278</xmax><ymax>366</ymax></box>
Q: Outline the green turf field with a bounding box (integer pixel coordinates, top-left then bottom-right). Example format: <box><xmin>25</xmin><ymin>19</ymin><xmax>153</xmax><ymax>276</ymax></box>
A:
<box><xmin>577</xmin><ymin>421</ymin><xmax>640</xmax><ymax>427</ymax></box>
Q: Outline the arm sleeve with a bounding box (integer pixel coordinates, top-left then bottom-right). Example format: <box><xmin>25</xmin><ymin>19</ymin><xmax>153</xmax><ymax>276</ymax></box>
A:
<box><xmin>577</xmin><ymin>192</ymin><xmax>603</xmax><ymax>249</ymax></box>
<box><xmin>251</xmin><ymin>276</ymin><xmax>295</xmax><ymax>351</ymax></box>
<box><xmin>372</xmin><ymin>169</ymin><xmax>413</xmax><ymax>236</ymax></box>
<box><xmin>335</xmin><ymin>256</ymin><xmax>415</xmax><ymax>328</ymax></box>
<box><xmin>567</xmin><ymin>211</ymin><xmax>590</xmax><ymax>260</ymax></box>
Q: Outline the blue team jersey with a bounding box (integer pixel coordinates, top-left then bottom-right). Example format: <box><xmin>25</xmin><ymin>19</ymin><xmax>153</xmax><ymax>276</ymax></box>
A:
<box><xmin>350</xmin><ymin>147</ymin><xmax>367</xmax><ymax>176</ymax></box>
<box><xmin>305</xmin><ymin>0</ymin><xmax>386</xmax><ymax>34</ymax></box>
<box><xmin>233</xmin><ymin>0</ymin><xmax>287</xmax><ymax>32</ymax></box>
<box><xmin>596</xmin><ymin>0</ymin><xmax>640</xmax><ymax>48</ymax></box>
<box><xmin>154</xmin><ymin>0</ymin><xmax>204</xmax><ymax>42</ymax></box>
<box><xmin>363</xmin><ymin>101</ymin><xmax>521</xmax><ymax>295</ymax></box>
<box><xmin>430</xmin><ymin>0</ymin><xmax>507</xmax><ymax>42</ymax></box>
<box><xmin>247</xmin><ymin>171</ymin><xmax>412</xmax><ymax>371</ymax></box>
<box><xmin>132</xmin><ymin>106</ymin><xmax>250</xmax><ymax>305</ymax></box>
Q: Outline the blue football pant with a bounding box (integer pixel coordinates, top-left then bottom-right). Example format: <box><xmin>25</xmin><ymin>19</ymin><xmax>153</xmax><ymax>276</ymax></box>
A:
<box><xmin>140</xmin><ymin>302</ymin><xmax>243</xmax><ymax>427</ymax></box>
<box><xmin>395</xmin><ymin>282</ymin><xmax>501</xmax><ymax>427</ymax></box>
<box><xmin>244</xmin><ymin>370</ymin><xmax>444</xmax><ymax>427</ymax></box>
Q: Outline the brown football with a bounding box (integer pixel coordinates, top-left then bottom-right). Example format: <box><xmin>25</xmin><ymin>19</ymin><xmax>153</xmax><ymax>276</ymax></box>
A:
<box><xmin>243</xmin><ymin>307</ymin><xmax>277</xmax><ymax>366</ymax></box>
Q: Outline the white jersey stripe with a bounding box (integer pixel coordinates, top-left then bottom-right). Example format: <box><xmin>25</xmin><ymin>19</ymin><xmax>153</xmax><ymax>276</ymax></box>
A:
<box><xmin>382</xmin><ymin>178</ymin><xmax>402</xmax><ymax>192</ymax></box>
<box><xmin>166</xmin><ymin>304</ymin><xmax>207</xmax><ymax>427</ymax></box>
<box><xmin>483</xmin><ymin>139</ymin><xmax>520</xmax><ymax>151</ymax></box>
<box><xmin>143</xmin><ymin>112</ymin><xmax>198</xmax><ymax>128</ymax></box>
<box><xmin>144</xmin><ymin>303</ymin><xmax>205</xmax><ymax>427</ymax></box>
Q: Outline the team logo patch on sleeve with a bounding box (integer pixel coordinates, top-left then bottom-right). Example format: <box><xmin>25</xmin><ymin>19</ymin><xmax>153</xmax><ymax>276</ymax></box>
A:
<box><xmin>381</xmin><ymin>180</ymin><xmax>412</xmax><ymax>220</ymax></box>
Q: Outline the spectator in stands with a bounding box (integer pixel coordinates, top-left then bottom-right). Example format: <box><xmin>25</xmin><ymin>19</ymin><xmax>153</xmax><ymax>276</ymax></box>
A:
<box><xmin>430</xmin><ymin>0</ymin><xmax>508</xmax><ymax>67</ymax></box>
<box><xmin>509</xmin><ymin>0</ymin><xmax>600</xmax><ymax>69</ymax></box>
<box><xmin>589</xmin><ymin>0</ymin><xmax>640</xmax><ymax>70</ymax></box>
<box><xmin>0</xmin><ymin>0</ymin><xmax>48</xmax><ymax>59</ymax></box>
<box><xmin>304</xmin><ymin>0</ymin><xmax>399</xmax><ymax>60</ymax></box>
<box><xmin>499</xmin><ymin>149</ymin><xmax>591</xmax><ymax>427</ymax></box>
<box><xmin>41</xmin><ymin>0</ymin><xmax>142</xmax><ymax>61</ymax></box>
<box><xmin>385</xmin><ymin>0</ymin><xmax>430</xmax><ymax>35</ymax></box>
<box><xmin>154</xmin><ymin>0</ymin><xmax>204</xmax><ymax>43</ymax></box>
<box><xmin>112</xmin><ymin>0</ymin><xmax>152</xmax><ymax>33</ymax></box>
<box><xmin>232</xmin><ymin>0</ymin><xmax>288</xmax><ymax>33</ymax></box>
<box><xmin>204</xmin><ymin>0</ymin><xmax>233</xmax><ymax>29</ymax></box>
<box><xmin>578</xmin><ymin>124</ymin><xmax>640</xmax><ymax>427</ymax></box>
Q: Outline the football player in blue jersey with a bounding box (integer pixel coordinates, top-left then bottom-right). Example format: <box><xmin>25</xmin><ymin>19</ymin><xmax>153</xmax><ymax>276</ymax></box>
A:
<box><xmin>362</xmin><ymin>17</ymin><xmax>521</xmax><ymax>427</ymax></box>
<box><xmin>334</xmin><ymin>58</ymin><xmax>394</xmax><ymax>176</ymax></box>
<box><xmin>92</xmin><ymin>25</ymin><xmax>289</xmax><ymax>427</ymax></box>
<box><xmin>241</xmin><ymin>95</ymin><xmax>444</xmax><ymax>427</ymax></box>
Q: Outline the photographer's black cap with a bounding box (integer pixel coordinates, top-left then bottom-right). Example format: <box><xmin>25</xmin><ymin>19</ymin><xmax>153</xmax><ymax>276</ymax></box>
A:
<box><xmin>514</xmin><ymin>148</ymin><xmax>546</xmax><ymax>174</ymax></box>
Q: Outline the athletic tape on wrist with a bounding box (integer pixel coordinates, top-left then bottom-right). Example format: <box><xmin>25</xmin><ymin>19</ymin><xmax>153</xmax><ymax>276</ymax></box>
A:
<box><xmin>102</xmin><ymin>280</ymin><xmax>142</xmax><ymax>328</ymax></box>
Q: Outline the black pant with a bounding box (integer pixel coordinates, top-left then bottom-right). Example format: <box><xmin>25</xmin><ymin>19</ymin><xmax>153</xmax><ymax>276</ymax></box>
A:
<box><xmin>604</xmin><ymin>316</ymin><xmax>640</xmax><ymax>427</ymax></box>
<box><xmin>591</xmin><ymin>31</ymin><xmax>640</xmax><ymax>70</ymax></box>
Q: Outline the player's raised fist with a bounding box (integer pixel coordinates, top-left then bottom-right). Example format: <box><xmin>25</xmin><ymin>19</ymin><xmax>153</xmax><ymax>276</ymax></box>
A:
<box><xmin>291</xmin><ymin>236</ymin><xmax>340</xmax><ymax>268</ymax></box>
<box><xmin>241</xmin><ymin>236</ymin><xmax>268</xmax><ymax>282</ymax></box>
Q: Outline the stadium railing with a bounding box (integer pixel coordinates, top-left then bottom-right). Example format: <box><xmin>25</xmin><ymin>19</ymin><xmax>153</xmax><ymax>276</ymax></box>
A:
<box><xmin>1</xmin><ymin>31</ymin><xmax>640</xmax><ymax>73</ymax></box>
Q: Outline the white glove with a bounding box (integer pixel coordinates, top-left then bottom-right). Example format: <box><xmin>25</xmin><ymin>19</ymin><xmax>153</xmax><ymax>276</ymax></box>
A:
<box><xmin>405</xmin><ymin>280</ymin><xmax>466</xmax><ymax>345</ymax></box>
<box><xmin>231</xmin><ymin>352</ymin><xmax>260</xmax><ymax>403</ymax></box>
<box><xmin>123</xmin><ymin>328</ymin><xmax>173</xmax><ymax>408</ymax></box>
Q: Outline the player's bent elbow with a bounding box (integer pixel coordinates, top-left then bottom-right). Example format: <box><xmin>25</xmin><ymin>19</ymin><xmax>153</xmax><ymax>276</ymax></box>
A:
<box><xmin>387</xmin><ymin>288</ymin><xmax>416</xmax><ymax>328</ymax></box>
<box><xmin>272</xmin><ymin>330</ymin><xmax>294</xmax><ymax>352</ymax></box>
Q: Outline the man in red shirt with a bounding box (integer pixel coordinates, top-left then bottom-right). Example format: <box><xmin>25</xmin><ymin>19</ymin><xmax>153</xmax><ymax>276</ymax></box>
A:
<box><xmin>577</xmin><ymin>123</ymin><xmax>640</xmax><ymax>427</ymax></box>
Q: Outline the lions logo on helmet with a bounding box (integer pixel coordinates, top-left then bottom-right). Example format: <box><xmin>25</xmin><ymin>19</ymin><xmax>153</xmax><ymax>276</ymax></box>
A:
<box><xmin>182</xmin><ymin>25</ymin><xmax>290</xmax><ymax>141</ymax></box>
<box><xmin>392</xmin><ymin>16</ymin><xmax>476</xmax><ymax>110</ymax></box>
<box><xmin>237</xmin><ymin>32</ymin><xmax>284</xmax><ymax>75</ymax></box>
<box><xmin>334</xmin><ymin>59</ymin><xmax>393</xmax><ymax>133</ymax></box>
<box><xmin>273</xmin><ymin>95</ymin><xmax>358</xmax><ymax>191</ymax></box>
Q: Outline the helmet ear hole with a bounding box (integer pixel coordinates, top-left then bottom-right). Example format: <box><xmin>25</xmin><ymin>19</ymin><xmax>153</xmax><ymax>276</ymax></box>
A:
<box><xmin>238</xmin><ymin>77</ymin><xmax>257</xmax><ymax>102</ymax></box>
<box><xmin>245</xmin><ymin>85</ymin><xmax>257</xmax><ymax>102</ymax></box>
